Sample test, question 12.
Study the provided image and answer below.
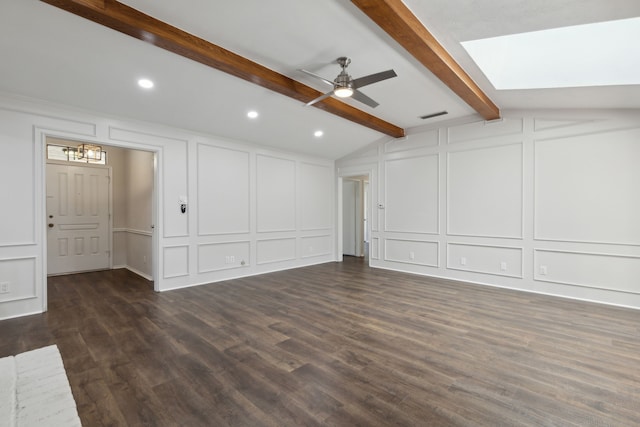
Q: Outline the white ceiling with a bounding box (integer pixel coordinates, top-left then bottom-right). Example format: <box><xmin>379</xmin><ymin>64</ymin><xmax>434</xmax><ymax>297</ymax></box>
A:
<box><xmin>1</xmin><ymin>0</ymin><xmax>639</xmax><ymax>159</ymax></box>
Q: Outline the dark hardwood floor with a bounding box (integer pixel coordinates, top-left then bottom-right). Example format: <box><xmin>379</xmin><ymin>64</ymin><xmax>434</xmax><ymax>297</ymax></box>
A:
<box><xmin>1</xmin><ymin>257</ymin><xmax>639</xmax><ymax>426</ymax></box>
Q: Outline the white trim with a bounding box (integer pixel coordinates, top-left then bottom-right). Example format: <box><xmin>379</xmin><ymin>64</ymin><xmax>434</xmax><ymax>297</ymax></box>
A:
<box><xmin>533</xmin><ymin>248</ymin><xmax>640</xmax><ymax>295</ymax></box>
<box><xmin>446</xmin><ymin>242</ymin><xmax>524</xmax><ymax>279</ymax></box>
<box><xmin>446</xmin><ymin>141</ymin><xmax>524</xmax><ymax>239</ymax></box>
<box><xmin>113</xmin><ymin>228</ymin><xmax>153</xmax><ymax>237</ymax></box>
<box><xmin>383</xmin><ymin>238</ymin><xmax>440</xmax><ymax>267</ymax></box>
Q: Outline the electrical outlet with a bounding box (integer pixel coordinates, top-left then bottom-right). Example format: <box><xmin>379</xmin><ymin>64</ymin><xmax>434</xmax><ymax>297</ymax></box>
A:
<box><xmin>460</xmin><ymin>257</ymin><xmax>466</xmax><ymax>266</ymax></box>
<box><xmin>500</xmin><ymin>261</ymin><xmax>507</xmax><ymax>271</ymax></box>
<box><xmin>0</xmin><ymin>282</ymin><xmax>9</xmax><ymax>294</ymax></box>
<box><xmin>540</xmin><ymin>265</ymin><xmax>548</xmax><ymax>275</ymax></box>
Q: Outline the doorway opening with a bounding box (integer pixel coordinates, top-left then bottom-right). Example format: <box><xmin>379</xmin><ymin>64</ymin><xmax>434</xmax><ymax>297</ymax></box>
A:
<box><xmin>45</xmin><ymin>137</ymin><xmax>156</xmax><ymax>282</ymax></box>
<box><xmin>341</xmin><ymin>174</ymin><xmax>370</xmax><ymax>260</ymax></box>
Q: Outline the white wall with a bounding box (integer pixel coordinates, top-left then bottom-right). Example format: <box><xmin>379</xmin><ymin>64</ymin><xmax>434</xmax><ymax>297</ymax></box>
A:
<box><xmin>337</xmin><ymin>109</ymin><xmax>640</xmax><ymax>309</ymax></box>
<box><xmin>109</xmin><ymin>146</ymin><xmax>154</xmax><ymax>279</ymax></box>
<box><xmin>0</xmin><ymin>93</ymin><xmax>335</xmax><ymax>320</ymax></box>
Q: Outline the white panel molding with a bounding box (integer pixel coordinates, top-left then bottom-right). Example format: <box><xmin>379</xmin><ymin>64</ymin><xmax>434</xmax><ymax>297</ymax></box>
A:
<box><xmin>300</xmin><ymin>228</ymin><xmax>333</xmax><ymax>234</ymax></box>
<box><xmin>108</xmin><ymin>127</ymin><xmax>187</xmax><ymax>147</ymax></box>
<box><xmin>534</xmin><ymin>249</ymin><xmax>640</xmax><ymax>295</ymax></box>
<box><xmin>0</xmin><ymin>100</ymin><xmax>98</xmax><ymax>138</ymax></box>
<box><xmin>256</xmin><ymin>237</ymin><xmax>297</xmax><ymax>265</ymax></box>
<box><xmin>197</xmin><ymin>240</ymin><xmax>251</xmax><ymax>273</ymax></box>
<box><xmin>370</xmin><ymin>237</ymin><xmax>379</xmax><ymax>260</ymax></box>
<box><xmin>33</xmin><ymin>118</ymin><xmax>97</xmax><ymax>139</ymax></box>
<box><xmin>446</xmin><ymin>142</ymin><xmax>524</xmax><ymax>239</ymax></box>
<box><xmin>256</xmin><ymin>154</ymin><xmax>296</xmax><ymax>233</ymax></box>
<box><xmin>164</xmin><ymin>143</ymin><xmax>188</xmax><ymax>239</ymax></box>
<box><xmin>301</xmin><ymin>234</ymin><xmax>332</xmax><ymax>258</ymax></box>
<box><xmin>197</xmin><ymin>143</ymin><xmax>250</xmax><ymax>236</ymax></box>
<box><xmin>533</xmin><ymin>127</ymin><xmax>640</xmax><ymax>246</ymax></box>
<box><xmin>446</xmin><ymin>243</ymin><xmax>524</xmax><ymax>278</ymax></box>
<box><xmin>533</xmin><ymin>118</ymin><xmax>598</xmax><ymax>133</ymax></box>
<box><xmin>1</xmin><ymin>126</ymin><xmax>40</xmax><ymax>247</ymax></box>
<box><xmin>447</xmin><ymin>118</ymin><xmax>523</xmax><ymax>144</ymax></box>
<box><xmin>163</xmin><ymin>245</ymin><xmax>189</xmax><ymax>278</ymax></box>
<box><xmin>383</xmin><ymin>238</ymin><xmax>439</xmax><ymax>267</ymax></box>
<box><xmin>0</xmin><ymin>256</ymin><xmax>37</xmax><ymax>303</ymax></box>
<box><xmin>384</xmin><ymin>154</ymin><xmax>439</xmax><ymax>235</ymax></box>
<box><xmin>300</xmin><ymin>162</ymin><xmax>333</xmax><ymax>232</ymax></box>
<box><xmin>384</xmin><ymin>129</ymin><xmax>438</xmax><ymax>153</ymax></box>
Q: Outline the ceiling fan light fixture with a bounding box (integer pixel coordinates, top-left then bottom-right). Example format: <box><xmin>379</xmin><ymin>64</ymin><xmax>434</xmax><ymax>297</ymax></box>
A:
<box><xmin>334</xmin><ymin>87</ymin><xmax>354</xmax><ymax>98</ymax></box>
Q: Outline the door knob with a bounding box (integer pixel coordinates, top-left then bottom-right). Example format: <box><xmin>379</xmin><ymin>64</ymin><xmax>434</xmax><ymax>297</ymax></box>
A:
<box><xmin>48</xmin><ymin>223</ymin><xmax>54</xmax><ymax>228</ymax></box>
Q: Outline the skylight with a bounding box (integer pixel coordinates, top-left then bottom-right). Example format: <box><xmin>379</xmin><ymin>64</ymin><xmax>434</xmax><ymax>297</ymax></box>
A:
<box><xmin>461</xmin><ymin>17</ymin><xmax>640</xmax><ymax>90</ymax></box>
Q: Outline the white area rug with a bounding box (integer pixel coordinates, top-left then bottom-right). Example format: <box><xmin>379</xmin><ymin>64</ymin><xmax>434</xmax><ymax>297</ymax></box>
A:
<box><xmin>0</xmin><ymin>345</ymin><xmax>81</xmax><ymax>427</ymax></box>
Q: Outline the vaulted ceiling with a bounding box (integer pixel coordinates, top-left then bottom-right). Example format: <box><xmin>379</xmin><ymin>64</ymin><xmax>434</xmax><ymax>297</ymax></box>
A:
<box><xmin>1</xmin><ymin>0</ymin><xmax>639</xmax><ymax>159</ymax></box>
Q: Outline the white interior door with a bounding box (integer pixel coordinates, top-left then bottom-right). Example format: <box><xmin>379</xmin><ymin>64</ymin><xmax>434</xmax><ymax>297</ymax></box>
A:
<box><xmin>342</xmin><ymin>180</ymin><xmax>357</xmax><ymax>256</ymax></box>
<box><xmin>46</xmin><ymin>164</ymin><xmax>110</xmax><ymax>275</ymax></box>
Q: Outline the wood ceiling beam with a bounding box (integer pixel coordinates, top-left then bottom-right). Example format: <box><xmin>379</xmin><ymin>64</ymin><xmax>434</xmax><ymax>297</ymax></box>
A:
<box><xmin>351</xmin><ymin>0</ymin><xmax>500</xmax><ymax>121</ymax></box>
<box><xmin>40</xmin><ymin>0</ymin><xmax>405</xmax><ymax>138</ymax></box>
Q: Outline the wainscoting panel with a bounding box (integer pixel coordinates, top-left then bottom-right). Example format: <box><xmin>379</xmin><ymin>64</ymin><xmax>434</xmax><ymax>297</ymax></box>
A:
<box><xmin>447</xmin><ymin>143</ymin><xmax>523</xmax><ymax>239</ymax></box>
<box><xmin>384</xmin><ymin>239</ymin><xmax>439</xmax><ymax>267</ymax></box>
<box><xmin>534</xmin><ymin>127</ymin><xmax>640</xmax><ymax>246</ymax></box>
<box><xmin>163</xmin><ymin>245</ymin><xmax>189</xmax><ymax>279</ymax></box>
<box><xmin>0</xmin><ymin>257</ymin><xmax>36</xmax><ymax>304</ymax></box>
<box><xmin>301</xmin><ymin>235</ymin><xmax>331</xmax><ymax>258</ymax></box>
<box><xmin>256</xmin><ymin>155</ymin><xmax>296</xmax><ymax>232</ymax></box>
<box><xmin>384</xmin><ymin>154</ymin><xmax>439</xmax><ymax>234</ymax></box>
<box><xmin>300</xmin><ymin>163</ymin><xmax>332</xmax><ymax>231</ymax></box>
<box><xmin>447</xmin><ymin>118</ymin><xmax>523</xmax><ymax>144</ymax></box>
<box><xmin>197</xmin><ymin>144</ymin><xmax>250</xmax><ymax>235</ymax></box>
<box><xmin>256</xmin><ymin>238</ymin><xmax>296</xmax><ymax>265</ymax></box>
<box><xmin>447</xmin><ymin>243</ymin><xmax>523</xmax><ymax>278</ymax></box>
<box><xmin>0</xmin><ymin>111</ymin><xmax>36</xmax><ymax>246</ymax></box>
<box><xmin>534</xmin><ymin>249</ymin><xmax>640</xmax><ymax>294</ymax></box>
<box><xmin>384</xmin><ymin>129</ymin><xmax>438</xmax><ymax>153</ymax></box>
<box><xmin>198</xmin><ymin>241</ymin><xmax>250</xmax><ymax>273</ymax></box>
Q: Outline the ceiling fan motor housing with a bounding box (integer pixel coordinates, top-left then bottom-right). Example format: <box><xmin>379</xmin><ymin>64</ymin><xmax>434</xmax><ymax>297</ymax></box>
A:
<box><xmin>334</xmin><ymin>71</ymin><xmax>353</xmax><ymax>89</ymax></box>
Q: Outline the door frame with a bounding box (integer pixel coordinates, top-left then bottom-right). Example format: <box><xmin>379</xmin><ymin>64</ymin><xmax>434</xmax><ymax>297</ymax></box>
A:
<box><xmin>39</xmin><ymin>130</ymin><xmax>162</xmax><ymax>312</ymax></box>
<box><xmin>337</xmin><ymin>165</ymin><xmax>376</xmax><ymax>264</ymax></box>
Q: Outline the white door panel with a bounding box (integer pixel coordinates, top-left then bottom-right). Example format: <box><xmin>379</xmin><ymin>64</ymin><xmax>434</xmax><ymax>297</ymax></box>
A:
<box><xmin>47</xmin><ymin>164</ymin><xmax>110</xmax><ymax>275</ymax></box>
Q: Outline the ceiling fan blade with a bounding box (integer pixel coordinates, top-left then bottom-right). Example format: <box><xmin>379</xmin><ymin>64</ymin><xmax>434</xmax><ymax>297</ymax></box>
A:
<box><xmin>351</xmin><ymin>89</ymin><xmax>379</xmax><ymax>108</ymax></box>
<box><xmin>352</xmin><ymin>69</ymin><xmax>397</xmax><ymax>89</ymax></box>
<box><xmin>305</xmin><ymin>91</ymin><xmax>334</xmax><ymax>107</ymax></box>
<box><xmin>298</xmin><ymin>69</ymin><xmax>335</xmax><ymax>87</ymax></box>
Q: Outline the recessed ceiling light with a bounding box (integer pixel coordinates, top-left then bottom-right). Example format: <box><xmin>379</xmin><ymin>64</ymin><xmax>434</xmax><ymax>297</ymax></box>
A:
<box><xmin>314</xmin><ymin>130</ymin><xmax>324</xmax><ymax>138</ymax></box>
<box><xmin>138</xmin><ymin>78</ymin><xmax>154</xmax><ymax>89</ymax></box>
<box><xmin>247</xmin><ymin>110</ymin><xmax>259</xmax><ymax>119</ymax></box>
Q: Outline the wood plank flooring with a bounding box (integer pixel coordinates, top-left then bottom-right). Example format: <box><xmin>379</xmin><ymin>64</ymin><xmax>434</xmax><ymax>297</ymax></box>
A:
<box><xmin>1</xmin><ymin>257</ymin><xmax>639</xmax><ymax>426</ymax></box>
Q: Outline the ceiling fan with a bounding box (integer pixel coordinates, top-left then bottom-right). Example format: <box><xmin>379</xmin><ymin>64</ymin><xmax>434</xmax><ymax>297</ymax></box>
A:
<box><xmin>300</xmin><ymin>57</ymin><xmax>397</xmax><ymax>108</ymax></box>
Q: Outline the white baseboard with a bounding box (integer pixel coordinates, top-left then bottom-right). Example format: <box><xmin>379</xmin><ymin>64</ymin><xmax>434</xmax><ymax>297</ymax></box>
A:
<box><xmin>112</xmin><ymin>265</ymin><xmax>153</xmax><ymax>281</ymax></box>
